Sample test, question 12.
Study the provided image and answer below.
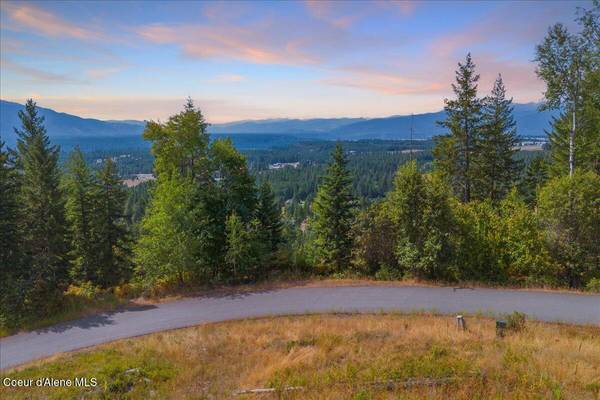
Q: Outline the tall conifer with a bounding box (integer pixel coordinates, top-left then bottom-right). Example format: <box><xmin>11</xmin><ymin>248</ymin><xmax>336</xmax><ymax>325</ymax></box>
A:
<box><xmin>64</xmin><ymin>147</ymin><xmax>98</xmax><ymax>283</ymax></box>
<box><xmin>95</xmin><ymin>159</ymin><xmax>130</xmax><ymax>287</ymax></box>
<box><xmin>435</xmin><ymin>53</ymin><xmax>482</xmax><ymax>202</ymax></box>
<box><xmin>15</xmin><ymin>99</ymin><xmax>69</xmax><ymax>313</ymax></box>
<box><xmin>312</xmin><ymin>143</ymin><xmax>356</xmax><ymax>272</ymax></box>
<box><xmin>474</xmin><ymin>75</ymin><xmax>520</xmax><ymax>202</ymax></box>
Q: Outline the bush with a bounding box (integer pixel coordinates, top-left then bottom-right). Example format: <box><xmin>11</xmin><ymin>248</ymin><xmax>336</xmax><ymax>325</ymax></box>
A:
<box><xmin>374</xmin><ymin>264</ymin><xmax>403</xmax><ymax>281</ymax></box>
<box><xmin>537</xmin><ymin>171</ymin><xmax>600</xmax><ymax>287</ymax></box>
<box><xmin>505</xmin><ymin>311</ymin><xmax>527</xmax><ymax>333</ymax></box>
<box><xmin>585</xmin><ymin>278</ymin><xmax>600</xmax><ymax>293</ymax></box>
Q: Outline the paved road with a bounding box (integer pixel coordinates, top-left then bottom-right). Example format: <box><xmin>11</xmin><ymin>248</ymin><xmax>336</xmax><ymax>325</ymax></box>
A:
<box><xmin>1</xmin><ymin>285</ymin><xmax>599</xmax><ymax>370</ymax></box>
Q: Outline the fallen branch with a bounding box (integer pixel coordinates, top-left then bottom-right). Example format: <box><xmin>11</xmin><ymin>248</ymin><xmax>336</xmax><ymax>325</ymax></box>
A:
<box><xmin>234</xmin><ymin>376</ymin><xmax>457</xmax><ymax>395</ymax></box>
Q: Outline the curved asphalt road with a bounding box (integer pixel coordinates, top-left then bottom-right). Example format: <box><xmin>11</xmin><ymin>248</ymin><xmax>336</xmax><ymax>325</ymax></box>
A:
<box><xmin>1</xmin><ymin>285</ymin><xmax>599</xmax><ymax>370</ymax></box>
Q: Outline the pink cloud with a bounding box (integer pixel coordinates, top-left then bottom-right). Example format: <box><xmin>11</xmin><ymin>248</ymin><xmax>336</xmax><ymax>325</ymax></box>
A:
<box><xmin>138</xmin><ymin>19</ymin><xmax>325</xmax><ymax>65</ymax></box>
<box><xmin>1</xmin><ymin>58</ymin><xmax>80</xmax><ymax>83</ymax></box>
<box><xmin>1</xmin><ymin>2</ymin><xmax>96</xmax><ymax>40</ymax></box>
<box><xmin>322</xmin><ymin>66</ymin><xmax>447</xmax><ymax>95</ymax></box>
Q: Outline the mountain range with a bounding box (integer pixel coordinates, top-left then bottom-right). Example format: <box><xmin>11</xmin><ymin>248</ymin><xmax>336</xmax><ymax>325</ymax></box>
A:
<box><xmin>1</xmin><ymin>100</ymin><xmax>558</xmax><ymax>148</ymax></box>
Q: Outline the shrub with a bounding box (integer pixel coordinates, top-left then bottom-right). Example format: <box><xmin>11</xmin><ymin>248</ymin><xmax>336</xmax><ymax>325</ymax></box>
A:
<box><xmin>585</xmin><ymin>278</ymin><xmax>600</xmax><ymax>293</ymax></box>
<box><xmin>505</xmin><ymin>311</ymin><xmax>527</xmax><ymax>333</ymax></box>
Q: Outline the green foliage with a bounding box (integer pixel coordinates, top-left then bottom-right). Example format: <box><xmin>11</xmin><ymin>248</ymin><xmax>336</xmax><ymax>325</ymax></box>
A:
<box><xmin>312</xmin><ymin>143</ymin><xmax>356</xmax><ymax>273</ymax></box>
<box><xmin>15</xmin><ymin>99</ymin><xmax>70</xmax><ymax>316</ymax></box>
<box><xmin>585</xmin><ymin>278</ymin><xmax>600</xmax><ymax>293</ymax></box>
<box><xmin>518</xmin><ymin>156</ymin><xmax>549</xmax><ymax>206</ymax></box>
<box><xmin>256</xmin><ymin>181</ymin><xmax>284</xmax><ymax>252</ymax></box>
<box><xmin>452</xmin><ymin>200</ymin><xmax>506</xmax><ymax>282</ymax></box>
<box><xmin>352</xmin><ymin>203</ymin><xmax>397</xmax><ymax>276</ymax></box>
<box><xmin>474</xmin><ymin>75</ymin><xmax>520</xmax><ymax>202</ymax></box>
<box><xmin>498</xmin><ymin>190</ymin><xmax>556</xmax><ymax>286</ymax></box>
<box><xmin>537</xmin><ymin>171</ymin><xmax>600</xmax><ymax>287</ymax></box>
<box><xmin>143</xmin><ymin>97</ymin><xmax>210</xmax><ymax>180</ymax></box>
<box><xmin>505</xmin><ymin>311</ymin><xmax>527</xmax><ymax>333</ymax></box>
<box><xmin>65</xmin><ymin>150</ymin><xmax>131</xmax><ymax>288</ymax></box>
<box><xmin>535</xmin><ymin>1</ymin><xmax>599</xmax><ymax>176</ymax></box>
<box><xmin>436</xmin><ymin>53</ymin><xmax>481</xmax><ymax>203</ymax></box>
<box><xmin>386</xmin><ymin>162</ymin><xmax>455</xmax><ymax>280</ymax></box>
<box><xmin>64</xmin><ymin>147</ymin><xmax>99</xmax><ymax>283</ymax></box>
<box><xmin>0</xmin><ymin>141</ymin><xmax>26</xmax><ymax>328</ymax></box>
<box><xmin>95</xmin><ymin>159</ymin><xmax>131</xmax><ymax>287</ymax></box>
<box><xmin>224</xmin><ymin>213</ymin><xmax>266</xmax><ymax>282</ymax></box>
<box><xmin>211</xmin><ymin>138</ymin><xmax>257</xmax><ymax>222</ymax></box>
<box><xmin>135</xmin><ymin>174</ymin><xmax>199</xmax><ymax>285</ymax></box>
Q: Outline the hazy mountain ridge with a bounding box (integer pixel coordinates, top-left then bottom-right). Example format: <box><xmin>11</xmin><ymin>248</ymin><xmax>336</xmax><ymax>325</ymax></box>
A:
<box><xmin>1</xmin><ymin>100</ymin><xmax>557</xmax><ymax>147</ymax></box>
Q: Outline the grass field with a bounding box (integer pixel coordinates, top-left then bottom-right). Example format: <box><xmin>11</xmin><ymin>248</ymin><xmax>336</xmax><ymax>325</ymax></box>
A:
<box><xmin>2</xmin><ymin>313</ymin><xmax>599</xmax><ymax>399</ymax></box>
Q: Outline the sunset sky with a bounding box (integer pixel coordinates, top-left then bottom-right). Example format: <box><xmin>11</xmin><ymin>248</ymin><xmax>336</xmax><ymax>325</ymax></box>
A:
<box><xmin>0</xmin><ymin>0</ymin><xmax>589</xmax><ymax>123</ymax></box>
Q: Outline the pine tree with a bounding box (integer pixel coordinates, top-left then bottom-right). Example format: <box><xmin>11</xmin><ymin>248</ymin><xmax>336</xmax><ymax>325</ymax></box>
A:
<box><xmin>519</xmin><ymin>156</ymin><xmax>549</xmax><ymax>206</ymax></box>
<box><xmin>95</xmin><ymin>158</ymin><xmax>130</xmax><ymax>287</ymax></box>
<box><xmin>224</xmin><ymin>213</ymin><xmax>262</xmax><ymax>282</ymax></box>
<box><xmin>0</xmin><ymin>140</ymin><xmax>26</xmax><ymax>327</ymax></box>
<box><xmin>0</xmin><ymin>140</ymin><xmax>20</xmax><ymax>271</ymax></box>
<box><xmin>256</xmin><ymin>181</ymin><xmax>283</xmax><ymax>251</ymax></box>
<box><xmin>474</xmin><ymin>75</ymin><xmax>520</xmax><ymax>202</ymax></box>
<box><xmin>312</xmin><ymin>143</ymin><xmax>356</xmax><ymax>272</ymax></box>
<box><xmin>435</xmin><ymin>53</ymin><xmax>482</xmax><ymax>202</ymax></box>
<box><xmin>64</xmin><ymin>147</ymin><xmax>98</xmax><ymax>283</ymax></box>
<box><xmin>15</xmin><ymin>99</ymin><xmax>70</xmax><ymax>314</ymax></box>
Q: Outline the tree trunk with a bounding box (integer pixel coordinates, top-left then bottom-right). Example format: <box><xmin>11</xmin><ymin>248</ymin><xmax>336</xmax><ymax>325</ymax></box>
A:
<box><xmin>569</xmin><ymin>109</ymin><xmax>575</xmax><ymax>177</ymax></box>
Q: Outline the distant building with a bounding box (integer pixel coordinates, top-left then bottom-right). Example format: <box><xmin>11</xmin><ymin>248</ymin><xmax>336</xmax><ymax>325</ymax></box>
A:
<box><xmin>269</xmin><ymin>162</ymin><xmax>300</xmax><ymax>170</ymax></box>
<box><xmin>122</xmin><ymin>173</ymin><xmax>155</xmax><ymax>188</ymax></box>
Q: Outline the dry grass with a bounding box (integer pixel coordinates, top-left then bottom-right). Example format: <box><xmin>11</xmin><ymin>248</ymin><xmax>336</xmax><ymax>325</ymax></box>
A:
<box><xmin>2</xmin><ymin>314</ymin><xmax>599</xmax><ymax>399</ymax></box>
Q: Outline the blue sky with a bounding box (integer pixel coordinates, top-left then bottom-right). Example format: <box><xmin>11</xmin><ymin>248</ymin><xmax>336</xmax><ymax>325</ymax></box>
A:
<box><xmin>0</xmin><ymin>0</ymin><xmax>590</xmax><ymax>122</ymax></box>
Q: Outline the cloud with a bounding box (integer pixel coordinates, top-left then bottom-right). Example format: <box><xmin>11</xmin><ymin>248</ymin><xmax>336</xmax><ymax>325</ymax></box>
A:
<box><xmin>1</xmin><ymin>2</ymin><xmax>96</xmax><ymax>40</ymax></box>
<box><xmin>321</xmin><ymin>66</ymin><xmax>447</xmax><ymax>95</ymax></box>
<box><xmin>1</xmin><ymin>58</ymin><xmax>81</xmax><ymax>83</ymax></box>
<box><xmin>137</xmin><ymin>22</ymin><xmax>319</xmax><ymax>65</ymax></box>
<box><xmin>3</xmin><ymin>95</ymin><xmax>278</xmax><ymax>123</ymax></box>
<box><xmin>212</xmin><ymin>74</ymin><xmax>246</xmax><ymax>83</ymax></box>
<box><xmin>85</xmin><ymin>67</ymin><xmax>126</xmax><ymax>80</ymax></box>
<box><xmin>304</xmin><ymin>0</ymin><xmax>360</xmax><ymax>29</ymax></box>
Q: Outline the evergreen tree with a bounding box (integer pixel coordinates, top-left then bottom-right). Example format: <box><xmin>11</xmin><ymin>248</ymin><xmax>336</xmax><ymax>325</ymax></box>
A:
<box><xmin>435</xmin><ymin>53</ymin><xmax>482</xmax><ymax>202</ymax></box>
<box><xmin>137</xmin><ymin>99</ymin><xmax>212</xmax><ymax>286</ymax></box>
<box><xmin>0</xmin><ymin>140</ymin><xmax>20</xmax><ymax>271</ymax></box>
<box><xmin>312</xmin><ymin>143</ymin><xmax>356</xmax><ymax>272</ymax></box>
<box><xmin>224</xmin><ymin>213</ymin><xmax>263</xmax><ymax>282</ymax></box>
<box><xmin>0</xmin><ymin>140</ymin><xmax>26</xmax><ymax>327</ymax></box>
<box><xmin>519</xmin><ymin>156</ymin><xmax>549</xmax><ymax>206</ymax></box>
<box><xmin>15</xmin><ymin>99</ymin><xmax>70</xmax><ymax>314</ymax></box>
<box><xmin>64</xmin><ymin>147</ymin><xmax>98</xmax><ymax>283</ymax></box>
<box><xmin>256</xmin><ymin>181</ymin><xmax>283</xmax><ymax>251</ymax></box>
<box><xmin>474</xmin><ymin>75</ymin><xmax>520</xmax><ymax>202</ymax></box>
<box><xmin>95</xmin><ymin>158</ymin><xmax>130</xmax><ymax>287</ymax></box>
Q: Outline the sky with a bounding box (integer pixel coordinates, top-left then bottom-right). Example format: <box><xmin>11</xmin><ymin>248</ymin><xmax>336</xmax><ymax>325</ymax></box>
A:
<box><xmin>0</xmin><ymin>0</ymin><xmax>591</xmax><ymax>123</ymax></box>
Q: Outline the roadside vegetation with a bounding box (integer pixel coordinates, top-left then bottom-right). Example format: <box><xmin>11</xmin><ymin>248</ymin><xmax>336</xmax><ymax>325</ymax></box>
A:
<box><xmin>1</xmin><ymin>2</ymin><xmax>598</xmax><ymax>334</ymax></box>
<box><xmin>2</xmin><ymin>313</ymin><xmax>599</xmax><ymax>399</ymax></box>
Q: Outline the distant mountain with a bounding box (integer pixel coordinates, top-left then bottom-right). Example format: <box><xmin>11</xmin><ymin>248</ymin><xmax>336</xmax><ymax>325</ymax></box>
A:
<box><xmin>1</xmin><ymin>100</ymin><xmax>558</xmax><ymax>149</ymax></box>
<box><xmin>210</xmin><ymin>117</ymin><xmax>365</xmax><ymax>134</ymax></box>
<box><xmin>0</xmin><ymin>100</ymin><xmax>146</xmax><ymax>146</ymax></box>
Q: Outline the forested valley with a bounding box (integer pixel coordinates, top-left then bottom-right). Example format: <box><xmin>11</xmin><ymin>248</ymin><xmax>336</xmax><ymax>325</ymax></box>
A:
<box><xmin>1</xmin><ymin>3</ymin><xmax>599</xmax><ymax>332</ymax></box>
